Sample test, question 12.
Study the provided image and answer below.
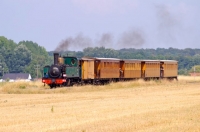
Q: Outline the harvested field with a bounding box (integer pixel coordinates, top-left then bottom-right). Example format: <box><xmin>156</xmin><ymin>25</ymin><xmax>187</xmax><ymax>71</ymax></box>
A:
<box><xmin>0</xmin><ymin>76</ymin><xmax>200</xmax><ymax>132</ymax></box>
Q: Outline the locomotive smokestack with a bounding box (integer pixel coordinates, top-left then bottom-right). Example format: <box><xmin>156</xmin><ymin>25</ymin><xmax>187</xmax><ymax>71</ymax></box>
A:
<box><xmin>54</xmin><ymin>53</ymin><xmax>59</xmax><ymax>65</ymax></box>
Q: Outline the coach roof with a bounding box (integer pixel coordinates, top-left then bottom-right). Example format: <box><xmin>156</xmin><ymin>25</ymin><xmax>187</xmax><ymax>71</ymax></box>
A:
<box><xmin>122</xmin><ymin>59</ymin><xmax>141</xmax><ymax>62</ymax></box>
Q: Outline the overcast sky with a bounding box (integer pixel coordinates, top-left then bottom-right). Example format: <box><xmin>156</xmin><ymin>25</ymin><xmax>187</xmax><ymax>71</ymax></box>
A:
<box><xmin>1</xmin><ymin>0</ymin><xmax>200</xmax><ymax>51</ymax></box>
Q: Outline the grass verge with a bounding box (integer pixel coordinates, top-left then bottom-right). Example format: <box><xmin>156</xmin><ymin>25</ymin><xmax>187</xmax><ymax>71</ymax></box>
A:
<box><xmin>0</xmin><ymin>76</ymin><xmax>199</xmax><ymax>94</ymax></box>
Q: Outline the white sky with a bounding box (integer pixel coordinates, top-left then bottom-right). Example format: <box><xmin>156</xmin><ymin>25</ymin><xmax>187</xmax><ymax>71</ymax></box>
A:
<box><xmin>0</xmin><ymin>0</ymin><xmax>200</xmax><ymax>51</ymax></box>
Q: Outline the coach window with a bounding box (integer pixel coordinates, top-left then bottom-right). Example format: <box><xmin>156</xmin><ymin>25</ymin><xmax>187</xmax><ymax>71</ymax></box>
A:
<box><xmin>71</xmin><ymin>58</ymin><xmax>76</xmax><ymax>65</ymax></box>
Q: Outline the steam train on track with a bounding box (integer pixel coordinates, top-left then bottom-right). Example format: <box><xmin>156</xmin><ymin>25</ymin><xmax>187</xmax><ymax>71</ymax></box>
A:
<box><xmin>42</xmin><ymin>53</ymin><xmax>178</xmax><ymax>88</ymax></box>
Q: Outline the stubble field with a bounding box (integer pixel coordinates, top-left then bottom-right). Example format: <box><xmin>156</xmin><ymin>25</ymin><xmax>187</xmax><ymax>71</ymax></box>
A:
<box><xmin>0</xmin><ymin>76</ymin><xmax>200</xmax><ymax>132</ymax></box>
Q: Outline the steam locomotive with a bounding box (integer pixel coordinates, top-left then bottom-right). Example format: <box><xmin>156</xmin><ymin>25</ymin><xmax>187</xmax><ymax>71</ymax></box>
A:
<box><xmin>42</xmin><ymin>53</ymin><xmax>178</xmax><ymax>88</ymax></box>
<box><xmin>42</xmin><ymin>53</ymin><xmax>80</xmax><ymax>88</ymax></box>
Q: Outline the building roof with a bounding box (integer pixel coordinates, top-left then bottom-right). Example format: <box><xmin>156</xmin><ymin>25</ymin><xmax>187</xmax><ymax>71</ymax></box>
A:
<box><xmin>2</xmin><ymin>73</ymin><xmax>31</xmax><ymax>80</ymax></box>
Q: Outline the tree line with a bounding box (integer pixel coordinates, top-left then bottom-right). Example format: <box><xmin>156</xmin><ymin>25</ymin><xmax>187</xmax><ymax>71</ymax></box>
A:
<box><xmin>1</xmin><ymin>36</ymin><xmax>200</xmax><ymax>79</ymax></box>
<box><xmin>0</xmin><ymin>36</ymin><xmax>51</xmax><ymax>79</ymax></box>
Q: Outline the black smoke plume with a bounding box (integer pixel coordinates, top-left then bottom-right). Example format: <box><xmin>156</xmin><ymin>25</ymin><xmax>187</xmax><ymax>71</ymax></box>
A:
<box><xmin>55</xmin><ymin>30</ymin><xmax>145</xmax><ymax>51</ymax></box>
<box><xmin>96</xmin><ymin>33</ymin><xmax>113</xmax><ymax>47</ymax></box>
<box><xmin>55</xmin><ymin>34</ymin><xmax>92</xmax><ymax>52</ymax></box>
<box><xmin>156</xmin><ymin>4</ymin><xmax>180</xmax><ymax>43</ymax></box>
<box><xmin>117</xmin><ymin>29</ymin><xmax>145</xmax><ymax>49</ymax></box>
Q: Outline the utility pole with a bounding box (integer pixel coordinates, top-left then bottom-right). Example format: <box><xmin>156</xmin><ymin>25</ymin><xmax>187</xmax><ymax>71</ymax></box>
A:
<box><xmin>2</xmin><ymin>67</ymin><xmax>4</xmax><ymax>77</ymax></box>
<box><xmin>34</xmin><ymin>64</ymin><xmax>40</xmax><ymax>79</ymax></box>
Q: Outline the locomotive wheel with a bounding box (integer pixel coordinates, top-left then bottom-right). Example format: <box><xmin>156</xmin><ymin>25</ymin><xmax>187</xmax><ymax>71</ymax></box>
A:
<box><xmin>50</xmin><ymin>84</ymin><xmax>54</xmax><ymax>89</ymax></box>
<box><xmin>49</xmin><ymin>84</ymin><xmax>56</xmax><ymax>89</ymax></box>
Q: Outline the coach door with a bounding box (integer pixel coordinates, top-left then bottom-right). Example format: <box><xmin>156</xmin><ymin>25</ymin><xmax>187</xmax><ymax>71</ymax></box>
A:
<box><xmin>160</xmin><ymin>62</ymin><xmax>164</xmax><ymax>78</ymax></box>
<box><xmin>81</xmin><ymin>59</ymin><xmax>94</xmax><ymax>79</ymax></box>
<box><xmin>141</xmin><ymin>61</ymin><xmax>145</xmax><ymax>78</ymax></box>
<box><xmin>88</xmin><ymin>60</ymin><xmax>94</xmax><ymax>79</ymax></box>
<box><xmin>120</xmin><ymin>61</ymin><xmax>124</xmax><ymax>78</ymax></box>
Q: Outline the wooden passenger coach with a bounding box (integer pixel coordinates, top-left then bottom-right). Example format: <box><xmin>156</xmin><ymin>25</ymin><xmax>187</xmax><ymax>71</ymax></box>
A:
<box><xmin>121</xmin><ymin>60</ymin><xmax>141</xmax><ymax>79</ymax></box>
<box><xmin>160</xmin><ymin>60</ymin><xmax>178</xmax><ymax>78</ymax></box>
<box><xmin>142</xmin><ymin>60</ymin><xmax>160</xmax><ymax>78</ymax></box>
<box><xmin>80</xmin><ymin>57</ymin><xmax>121</xmax><ymax>80</ymax></box>
<box><xmin>95</xmin><ymin>58</ymin><xmax>120</xmax><ymax>79</ymax></box>
<box><xmin>79</xmin><ymin>57</ymin><xmax>178</xmax><ymax>83</ymax></box>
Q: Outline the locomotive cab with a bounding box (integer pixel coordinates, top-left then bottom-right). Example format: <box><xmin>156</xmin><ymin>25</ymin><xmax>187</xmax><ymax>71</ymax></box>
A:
<box><xmin>63</xmin><ymin>57</ymin><xmax>79</xmax><ymax>78</ymax></box>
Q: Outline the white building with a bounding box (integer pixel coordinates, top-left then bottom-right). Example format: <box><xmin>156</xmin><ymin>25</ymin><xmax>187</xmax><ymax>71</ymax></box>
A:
<box><xmin>2</xmin><ymin>73</ymin><xmax>32</xmax><ymax>82</ymax></box>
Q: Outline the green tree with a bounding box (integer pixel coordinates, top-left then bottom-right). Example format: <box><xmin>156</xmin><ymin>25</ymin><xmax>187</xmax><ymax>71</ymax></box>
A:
<box><xmin>7</xmin><ymin>44</ymin><xmax>31</xmax><ymax>73</ymax></box>
<box><xmin>18</xmin><ymin>41</ymin><xmax>51</xmax><ymax>78</ymax></box>
<box><xmin>189</xmin><ymin>65</ymin><xmax>200</xmax><ymax>73</ymax></box>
